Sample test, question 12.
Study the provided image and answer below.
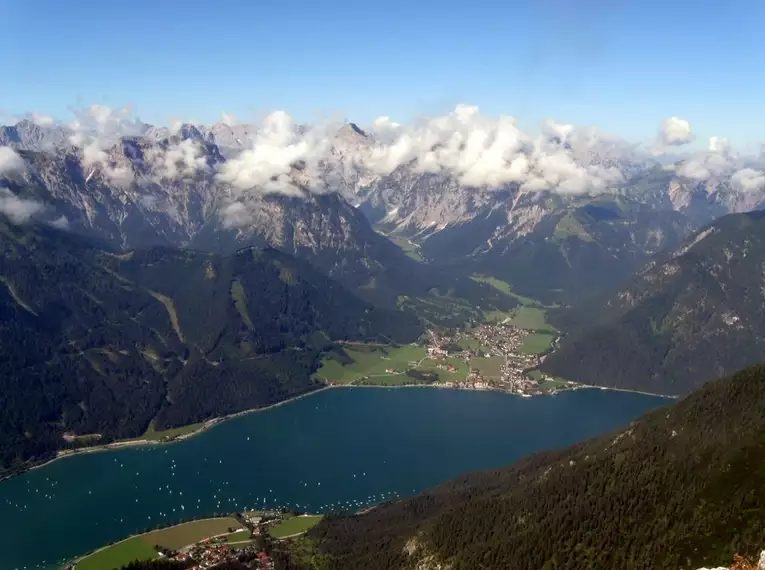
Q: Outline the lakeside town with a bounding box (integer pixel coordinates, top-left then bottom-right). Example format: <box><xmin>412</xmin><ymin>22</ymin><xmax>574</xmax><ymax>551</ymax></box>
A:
<box><xmin>321</xmin><ymin>318</ymin><xmax>581</xmax><ymax>396</ymax></box>
<box><xmin>422</xmin><ymin>322</ymin><xmax>578</xmax><ymax>395</ymax></box>
<box><xmin>67</xmin><ymin>509</ymin><xmax>323</xmax><ymax>570</ymax></box>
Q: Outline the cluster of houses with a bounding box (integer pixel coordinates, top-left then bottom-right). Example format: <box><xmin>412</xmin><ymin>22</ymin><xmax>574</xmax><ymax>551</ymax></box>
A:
<box><xmin>156</xmin><ymin>513</ymin><xmax>281</xmax><ymax>570</ymax></box>
<box><xmin>425</xmin><ymin>324</ymin><xmax>558</xmax><ymax>395</ymax></box>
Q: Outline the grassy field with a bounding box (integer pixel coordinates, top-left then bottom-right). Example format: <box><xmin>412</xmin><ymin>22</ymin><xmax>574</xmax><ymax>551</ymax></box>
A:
<box><xmin>471</xmin><ymin>356</ymin><xmax>505</xmax><ymax>380</ymax></box>
<box><xmin>508</xmin><ymin>306</ymin><xmax>556</xmax><ymax>332</ymax></box>
<box><xmin>519</xmin><ymin>332</ymin><xmax>557</xmax><ymax>354</ymax></box>
<box><xmin>397</xmin><ymin>294</ymin><xmax>482</xmax><ymax>328</ymax></box>
<box><xmin>270</xmin><ymin>515</ymin><xmax>324</xmax><ymax>538</ymax></box>
<box><xmin>471</xmin><ymin>275</ymin><xmax>545</xmax><ymax>307</ymax></box>
<box><xmin>224</xmin><ymin>529</ymin><xmax>252</xmax><ymax>543</ymax></box>
<box><xmin>554</xmin><ymin>212</ymin><xmax>593</xmax><ymax>242</ymax></box>
<box><xmin>459</xmin><ymin>337</ymin><xmax>491</xmax><ymax>352</ymax></box>
<box><xmin>482</xmin><ymin>309</ymin><xmax>516</xmax><ymax>324</ymax></box>
<box><xmin>230</xmin><ymin>278</ymin><xmax>254</xmax><ymax>330</ymax></box>
<box><xmin>526</xmin><ymin>369</ymin><xmax>543</xmax><ymax>381</ymax></box>
<box><xmin>471</xmin><ymin>274</ymin><xmax>513</xmax><ymax>295</ymax></box>
<box><xmin>76</xmin><ymin>537</ymin><xmax>157</xmax><ymax>570</ymax></box>
<box><xmin>387</xmin><ymin>235</ymin><xmax>425</xmax><ymax>262</ymax></box>
<box><xmin>355</xmin><ymin>375</ymin><xmax>419</xmax><ymax>386</ymax></box>
<box><xmin>314</xmin><ymin>345</ymin><xmax>427</xmax><ymax>384</ymax></box>
<box><xmin>470</xmin><ymin>274</ymin><xmax>562</xmax><ymax>310</ymax></box>
<box><xmin>539</xmin><ymin>378</ymin><xmax>571</xmax><ymax>390</ymax></box>
<box><xmin>143</xmin><ymin>517</ymin><xmax>244</xmax><ymax>550</ymax></box>
<box><xmin>141</xmin><ymin>420</ymin><xmax>205</xmax><ymax>441</ymax></box>
<box><xmin>77</xmin><ymin>517</ymin><xmax>243</xmax><ymax>570</ymax></box>
<box><xmin>417</xmin><ymin>357</ymin><xmax>470</xmax><ymax>381</ymax></box>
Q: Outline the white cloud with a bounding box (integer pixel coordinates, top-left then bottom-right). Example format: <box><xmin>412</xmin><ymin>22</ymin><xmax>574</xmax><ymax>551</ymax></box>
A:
<box><xmin>731</xmin><ymin>168</ymin><xmax>765</xmax><ymax>192</ymax></box>
<box><xmin>146</xmin><ymin>139</ymin><xmax>209</xmax><ymax>179</ymax></box>
<box><xmin>79</xmin><ymin>140</ymin><xmax>134</xmax><ymax>186</ymax></box>
<box><xmin>709</xmin><ymin>136</ymin><xmax>731</xmax><ymax>154</ymax></box>
<box><xmin>0</xmin><ymin>188</ymin><xmax>44</xmax><ymax>224</ymax></box>
<box><xmin>49</xmin><ymin>215</ymin><xmax>70</xmax><ymax>230</ymax></box>
<box><xmin>30</xmin><ymin>113</ymin><xmax>55</xmax><ymax>126</ymax></box>
<box><xmin>69</xmin><ymin>104</ymin><xmax>144</xmax><ymax>143</ymax></box>
<box><xmin>18</xmin><ymin>101</ymin><xmax>765</xmax><ymax>206</ymax></box>
<box><xmin>220</xmin><ymin>113</ymin><xmax>238</xmax><ymax>126</ymax></box>
<box><xmin>220</xmin><ymin>201</ymin><xmax>254</xmax><ymax>229</ymax></box>
<box><xmin>369</xmin><ymin>116</ymin><xmax>401</xmax><ymax>139</ymax></box>
<box><xmin>676</xmin><ymin>151</ymin><xmax>732</xmax><ymax>180</ymax></box>
<box><xmin>0</xmin><ymin>147</ymin><xmax>25</xmax><ymax>175</ymax></box>
<box><xmin>542</xmin><ymin>119</ymin><xmax>575</xmax><ymax>141</ymax></box>
<box><xmin>357</xmin><ymin>105</ymin><xmax>624</xmax><ymax>194</ymax></box>
<box><xmin>66</xmin><ymin>104</ymin><xmax>147</xmax><ymax>185</ymax></box>
<box><xmin>216</xmin><ymin>110</ymin><xmax>332</xmax><ymax>196</ymax></box>
<box><xmin>659</xmin><ymin>117</ymin><xmax>694</xmax><ymax>146</ymax></box>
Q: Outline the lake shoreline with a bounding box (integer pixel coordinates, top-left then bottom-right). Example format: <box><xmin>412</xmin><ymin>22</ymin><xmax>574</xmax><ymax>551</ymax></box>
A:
<box><xmin>0</xmin><ymin>385</ymin><xmax>671</xmax><ymax>570</ymax></box>
<box><xmin>8</xmin><ymin>381</ymin><xmax>676</xmax><ymax>480</ymax></box>
<box><xmin>69</xmin><ymin>515</ymin><xmax>238</xmax><ymax>569</ymax></box>
<box><xmin>18</xmin><ymin>385</ymin><xmax>334</xmax><ymax>478</ymax></box>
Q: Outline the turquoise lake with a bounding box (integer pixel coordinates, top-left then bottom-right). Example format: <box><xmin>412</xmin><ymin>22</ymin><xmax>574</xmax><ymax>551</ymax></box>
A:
<box><xmin>0</xmin><ymin>386</ymin><xmax>671</xmax><ymax>570</ymax></box>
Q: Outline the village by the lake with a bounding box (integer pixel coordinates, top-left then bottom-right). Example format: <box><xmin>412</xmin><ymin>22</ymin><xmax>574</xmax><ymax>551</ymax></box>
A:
<box><xmin>66</xmin><ymin>510</ymin><xmax>325</xmax><ymax>570</ymax></box>
<box><xmin>314</xmin><ymin>303</ymin><xmax>577</xmax><ymax>397</ymax></box>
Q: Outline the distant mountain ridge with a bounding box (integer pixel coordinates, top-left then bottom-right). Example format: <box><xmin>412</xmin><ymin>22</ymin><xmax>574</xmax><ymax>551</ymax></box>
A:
<box><xmin>541</xmin><ymin>210</ymin><xmax>765</xmax><ymax>395</ymax></box>
<box><xmin>2</xmin><ymin>116</ymin><xmax>764</xmax><ymax>307</ymax></box>
<box><xmin>0</xmin><ymin>126</ymin><xmax>518</xmax><ymax>313</ymax></box>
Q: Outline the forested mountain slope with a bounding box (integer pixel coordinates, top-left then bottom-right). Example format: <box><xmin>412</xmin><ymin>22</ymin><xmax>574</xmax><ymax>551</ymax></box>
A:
<box><xmin>305</xmin><ymin>364</ymin><xmax>765</xmax><ymax>570</ymax></box>
<box><xmin>541</xmin><ymin>211</ymin><xmax>765</xmax><ymax>395</ymax></box>
<box><xmin>0</xmin><ymin>218</ymin><xmax>420</xmax><ymax>475</ymax></box>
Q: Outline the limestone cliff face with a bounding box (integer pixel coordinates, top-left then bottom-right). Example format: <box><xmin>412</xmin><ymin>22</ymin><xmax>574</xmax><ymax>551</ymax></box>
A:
<box><xmin>0</xmin><ymin>132</ymin><xmax>415</xmax><ymax>304</ymax></box>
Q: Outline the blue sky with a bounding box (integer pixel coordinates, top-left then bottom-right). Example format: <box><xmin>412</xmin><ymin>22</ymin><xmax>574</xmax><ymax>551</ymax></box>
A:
<box><xmin>2</xmin><ymin>0</ymin><xmax>764</xmax><ymax>148</ymax></box>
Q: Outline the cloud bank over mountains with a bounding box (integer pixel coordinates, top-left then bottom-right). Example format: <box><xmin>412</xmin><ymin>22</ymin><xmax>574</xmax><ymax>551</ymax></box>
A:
<box><xmin>0</xmin><ymin>147</ymin><xmax>25</xmax><ymax>176</ymax></box>
<box><xmin>659</xmin><ymin>116</ymin><xmax>694</xmax><ymax>147</ymax></box>
<box><xmin>3</xmin><ymin>103</ymin><xmax>765</xmax><ymax>210</ymax></box>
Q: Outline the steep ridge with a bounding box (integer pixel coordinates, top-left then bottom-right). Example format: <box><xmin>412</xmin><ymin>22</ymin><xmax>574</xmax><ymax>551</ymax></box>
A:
<box><xmin>306</xmin><ymin>364</ymin><xmax>765</xmax><ymax>570</ymax></box>
<box><xmin>1</xmin><ymin>139</ymin><xmax>513</xmax><ymax>312</ymax></box>
<box><xmin>0</xmin><ymin>218</ymin><xmax>421</xmax><ymax>475</ymax></box>
<box><xmin>412</xmin><ymin>192</ymin><xmax>694</xmax><ymax>304</ymax></box>
<box><xmin>542</xmin><ymin>211</ymin><xmax>765</xmax><ymax>395</ymax></box>
<box><xmin>4</xmin><ymin>117</ymin><xmax>765</xmax><ymax>308</ymax></box>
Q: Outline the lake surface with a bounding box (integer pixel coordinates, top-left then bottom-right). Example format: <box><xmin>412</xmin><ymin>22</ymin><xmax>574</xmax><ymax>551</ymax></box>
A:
<box><xmin>0</xmin><ymin>386</ymin><xmax>670</xmax><ymax>570</ymax></box>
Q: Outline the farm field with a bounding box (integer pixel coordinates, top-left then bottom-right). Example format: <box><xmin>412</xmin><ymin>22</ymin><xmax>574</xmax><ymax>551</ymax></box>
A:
<box><xmin>75</xmin><ymin>537</ymin><xmax>157</xmax><ymax>570</ymax></box>
<box><xmin>270</xmin><ymin>515</ymin><xmax>324</xmax><ymax>538</ymax></box>
<box><xmin>143</xmin><ymin>517</ymin><xmax>244</xmax><ymax>550</ymax></box>
<box><xmin>356</xmin><ymin>375</ymin><xmax>422</xmax><ymax>386</ymax></box>
<box><xmin>416</xmin><ymin>357</ymin><xmax>470</xmax><ymax>382</ymax></box>
<box><xmin>224</xmin><ymin>529</ymin><xmax>252</xmax><ymax>543</ymax></box>
<box><xmin>76</xmin><ymin>517</ymin><xmax>244</xmax><ymax>570</ymax></box>
<box><xmin>458</xmin><ymin>337</ymin><xmax>491</xmax><ymax>352</ymax></box>
<box><xmin>470</xmin><ymin>275</ymin><xmax>558</xmax><ymax>308</ymax></box>
<box><xmin>141</xmin><ymin>420</ymin><xmax>205</xmax><ymax>441</ymax></box>
<box><xmin>314</xmin><ymin>345</ymin><xmax>427</xmax><ymax>385</ymax></box>
<box><xmin>470</xmin><ymin>356</ymin><xmax>505</xmax><ymax>380</ymax></box>
<box><xmin>539</xmin><ymin>378</ymin><xmax>571</xmax><ymax>390</ymax></box>
<box><xmin>508</xmin><ymin>306</ymin><xmax>556</xmax><ymax>332</ymax></box>
<box><xmin>519</xmin><ymin>332</ymin><xmax>556</xmax><ymax>354</ymax></box>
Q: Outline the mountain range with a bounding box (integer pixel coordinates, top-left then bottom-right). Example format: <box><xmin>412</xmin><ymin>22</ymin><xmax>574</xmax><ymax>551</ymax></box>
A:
<box><xmin>0</xmin><ymin>218</ymin><xmax>420</xmax><ymax>475</ymax></box>
<box><xmin>541</xmin><ymin>210</ymin><xmax>765</xmax><ymax>395</ymax></box>
<box><xmin>0</xmin><ymin>122</ymin><xmax>518</xmax><ymax>318</ymax></box>
<box><xmin>3</xmin><ymin>114</ymin><xmax>765</xmax><ymax>470</ymax></box>
<box><xmin>3</xmin><ymin>116</ymin><xmax>763</xmax><ymax>309</ymax></box>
